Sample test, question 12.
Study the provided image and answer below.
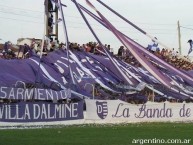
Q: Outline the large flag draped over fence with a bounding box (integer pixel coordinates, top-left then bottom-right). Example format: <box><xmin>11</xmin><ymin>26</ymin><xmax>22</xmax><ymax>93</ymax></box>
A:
<box><xmin>0</xmin><ymin>49</ymin><xmax>192</xmax><ymax>100</ymax></box>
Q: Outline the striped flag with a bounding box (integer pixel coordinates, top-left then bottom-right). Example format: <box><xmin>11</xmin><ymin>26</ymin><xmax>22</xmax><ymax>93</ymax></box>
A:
<box><xmin>86</xmin><ymin>0</ymin><xmax>97</xmax><ymax>11</ymax></box>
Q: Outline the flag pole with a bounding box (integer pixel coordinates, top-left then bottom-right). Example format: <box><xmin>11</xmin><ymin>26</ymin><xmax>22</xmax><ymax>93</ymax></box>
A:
<box><xmin>177</xmin><ymin>20</ymin><xmax>182</xmax><ymax>55</ymax></box>
<box><xmin>72</xmin><ymin>0</ymin><xmax>134</xmax><ymax>85</ymax></box>
<box><xmin>96</xmin><ymin>0</ymin><xmax>172</xmax><ymax>50</ymax></box>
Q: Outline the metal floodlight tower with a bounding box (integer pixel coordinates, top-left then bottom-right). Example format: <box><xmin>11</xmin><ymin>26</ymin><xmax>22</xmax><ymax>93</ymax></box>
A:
<box><xmin>45</xmin><ymin>0</ymin><xmax>59</xmax><ymax>40</ymax></box>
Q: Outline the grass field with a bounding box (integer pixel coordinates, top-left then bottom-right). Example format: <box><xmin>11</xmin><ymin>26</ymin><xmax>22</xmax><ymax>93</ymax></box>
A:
<box><xmin>0</xmin><ymin>123</ymin><xmax>193</xmax><ymax>145</ymax></box>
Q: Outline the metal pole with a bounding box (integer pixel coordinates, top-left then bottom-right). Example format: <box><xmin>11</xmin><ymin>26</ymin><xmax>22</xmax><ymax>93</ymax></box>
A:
<box><xmin>44</xmin><ymin>0</ymin><xmax>49</xmax><ymax>37</ymax></box>
<box><xmin>177</xmin><ymin>20</ymin><xmax>182</xmax><ymax>55</ymax></box>
<box><xmin>55</xmin><ymin>7</ymin><xmax>59</xmax><ymax>39</ymax></box>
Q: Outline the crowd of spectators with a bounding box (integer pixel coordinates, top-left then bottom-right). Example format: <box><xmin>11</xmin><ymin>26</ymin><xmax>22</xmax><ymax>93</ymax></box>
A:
<box><xmin>154</xmin><ymin>48</ymin><xmax>193</xmax><ymax>70</ymax></box>
<box><xmin>68</xmin><ymin>41</ymin><xmax>114</xmax><ymax>56</ymax></box>
<box><xmin>1</xmin><ymin>38</ymin><xmax>193</xmax><ymax>104</ymax></box>
<box><xmin>146</xmin><ymin>39</ymin><xmax>193</xmax><ymax>70</ymax></box>
<box><xmin>116</xmin><ymin>40</ymin><xmax>193</xmax><ymax>71</ymax></box>
<box><xmin>0</xmin><ymin>41</ymin><xmax>16</xmax><ymax>59</ymax></box>
<box><xmin>1</xmin><ymin>38</ymin><xmax>193</xmax><ymax>71</ymax></box>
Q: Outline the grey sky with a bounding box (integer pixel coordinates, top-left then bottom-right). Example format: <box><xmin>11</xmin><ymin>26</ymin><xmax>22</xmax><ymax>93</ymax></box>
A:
<box><xmin>0</xmin><ymin>0</ymin><xmax>192</xmax><ymax>54</ymax></box>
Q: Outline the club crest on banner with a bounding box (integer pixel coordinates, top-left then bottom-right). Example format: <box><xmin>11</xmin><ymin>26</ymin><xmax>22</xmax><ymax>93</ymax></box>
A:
<box><xmin>96</xmin><ymin>101</ymin><xmax>108</xmax><ymax>119</ymax></box>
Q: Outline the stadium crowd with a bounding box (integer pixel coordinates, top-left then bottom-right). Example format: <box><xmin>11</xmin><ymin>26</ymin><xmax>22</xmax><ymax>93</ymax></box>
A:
<box><xmin>1</xmin><ymin>40</ymin><xmax>193</xmax><ymax>71</ymax></box>
<box><xmin>1</xmin><ymin>39</ymin><xmax>193</xmax><ymax>104</ymax></box>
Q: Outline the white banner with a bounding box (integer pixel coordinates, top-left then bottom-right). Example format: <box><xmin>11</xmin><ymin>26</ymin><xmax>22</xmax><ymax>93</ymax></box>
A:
<box><xmin>85</xmin><ymin>100</ymin><xmax>193</xmax><ymax>123</ymax></box>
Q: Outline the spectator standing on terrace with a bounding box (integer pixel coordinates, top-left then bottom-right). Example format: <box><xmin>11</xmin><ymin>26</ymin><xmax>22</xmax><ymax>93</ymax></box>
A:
<box><xmin>125</xmin><ymin>48</ymin><xmax>131</xmax><ymax>56</ymax></box>
<box><xmin>2</xmin><ymin>41</ymin><xmax>16</xmax><ymax>59</ymax></box>
<box><xmin>147</xmin><ymin>37</ymin><xmax>160</xmax><ymax>53</ymax></box>
<box><xmin>30</xmin><ymin>38</ymin><xmax>38</xmax><ymax>54</ymax></box>
<box><xmin>85</xmin><ymin>43</ymin><xmax>91</xmax><ymax>52</ymax></box>
<box><xmin>95</xmin><ymin>44</ymin><xmax>104</xmax><ymax>55</ymax></box>
<box><xmin>187</xmin><ymin>39</ymin><xmax>193</xmax><ymax>55</ymax></box>
<box><xmin>24</xmin><ymin>44</ymin><xmax>36</xmax><ymax>58</ymax></box>
<box><xmin>54</xmin><ymin>38</ymin><xmax>59</xmax><ymax>50</ymax></box>
<box><xmin>30</xmin><ymin>38</ymin><xmax>36</xmax><ymax>49</ymax></box>
<box><xmin>50</xmin><ymin>39</ymin><xmax>57</xmax><ymax>51</ymax></box>
<box><xmin>118</xmin><ymin>46</ymin><xmax>124</xmax><ymax>57</ymax></box>
<box><xmin>171</xmin><ymin>48</ymin><xmax>177</xmax><ymax>58</ymax></box>
<box><xmin>73</xmin><ymin>43</ymin><xmax>80</xmax><ymax>51</ymax></box>
<box><xmin>80</xmin><ymin>44</ymin><xmax>86</xmax><ymax>52</ymax></box>
<box><xmin>0</xmin><ymin>52</ymin><xmax>3</xmax><ymax>58</ymax></box>
<box><xmin>107</xmin><ymin>44</ymin><xmax>114</xmax><ymax>54</ymax></box>
<box><xmin>107</xmin><ymin>44</ymin><xmax>111</xmax><ymax>51</ymax></box>
<box><xmin>23</xmin><ymin>44</ymin><xmax>29</xmax><ymax>58</ymax></box>
<box><xmin>2</xmin><ymin>41</ymin><xmax>11</xmax><ymax>55</ymax></box>
<box><xmin>122</xmin><ymin>47</ymin><xmax>127</xmax><ymax>58</ymax></box>
<box><xmin>90</xmin><ymin>42</ymin><xmax>96</xmax><ymax>53</ymax></box>
<box><xmin>160</xmin><ymin>48</ymin><xmax>165</xmax><ymax>57</ymax></box>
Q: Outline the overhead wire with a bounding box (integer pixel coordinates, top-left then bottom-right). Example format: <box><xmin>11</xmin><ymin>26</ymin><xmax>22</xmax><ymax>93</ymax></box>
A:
<box><xmin>0</xmin><ymin>3</ymin><xmax>190</xmax><ymax>37</ymax></box>
<box><xmin>0</xmin><ymin>4</ymin><xmax>188</xmax><ymax>26</ymax></box>
<box><xmin>180</xmin><ymin>26</ymin><xmax>193</xmax><ymax>31</ymax></box>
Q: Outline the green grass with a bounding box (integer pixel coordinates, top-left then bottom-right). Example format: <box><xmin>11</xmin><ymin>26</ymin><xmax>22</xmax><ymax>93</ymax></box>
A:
<box><xmin>0</xmin><ymin>123</ymin><xmax>193</xmax><ymax>145</ymax></box>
